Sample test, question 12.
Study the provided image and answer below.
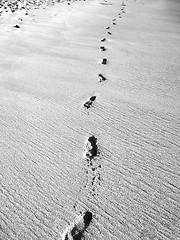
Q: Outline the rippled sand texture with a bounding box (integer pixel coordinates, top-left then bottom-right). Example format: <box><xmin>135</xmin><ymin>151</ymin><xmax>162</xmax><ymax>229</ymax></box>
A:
<box><xmin>0</xmin><ymin>0</ymin><xmax>180</xmax><ymax>239</ymax></box>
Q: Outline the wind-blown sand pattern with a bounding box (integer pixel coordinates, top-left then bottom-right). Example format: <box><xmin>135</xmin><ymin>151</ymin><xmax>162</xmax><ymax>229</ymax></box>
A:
<box><xmin>0</xmin><ymin>0</ymin><xmax>180</xmax><ymax>239</ymax></box>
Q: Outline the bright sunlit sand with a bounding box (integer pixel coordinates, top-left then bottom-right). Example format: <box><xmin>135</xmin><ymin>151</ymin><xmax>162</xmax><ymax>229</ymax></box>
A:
<box><xmin>0</xmin><ymin>0</ymin><xmax>180</xmax><ymax>239</ymax></box>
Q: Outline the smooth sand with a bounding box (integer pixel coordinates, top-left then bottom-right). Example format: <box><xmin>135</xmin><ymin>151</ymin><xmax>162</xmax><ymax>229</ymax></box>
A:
<box><xmin>0</xmin><ymin>0</ymin><xmax>180</xmax><ymax>239</ymax></box>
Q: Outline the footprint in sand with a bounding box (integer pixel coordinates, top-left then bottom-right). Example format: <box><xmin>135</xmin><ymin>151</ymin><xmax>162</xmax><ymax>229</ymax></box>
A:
<box><xmin>99</xmin><ymin>46</ymin><xmax>106</xmax><ymax>51</ymax></box>
<box><xmin>101</xmin><ymin>58</ymin><xmax>107</xmax><ymax>65</ymax></box>
<box><xmin>113</xmin><ymin>22</ymin><xmax>117</xmax><ymax>25</ymax></box>
<box><xmin>112</xmin><ymin>18</ymin><xmax>116</xmax><ymax>21</ymax></box>
<box><xmin>84</xmin><ymin>96</ymin><xmax>96</xmax><ymax>109</ymax></box>
<box><xmin>106</xmin><ymin>31</ymin><xmax>112</xmax><ymax>35</ymax></box>
<box><xmin>83</xmin><ymin>136</ymin><xmax>98</xmax><ymax>161</ymax></box>
<box><xmin>106</xmin><ymin>26</ymin><xmax>110</xmax><ymax>30</ymax></box>
<box><xmin>98</xmin><ymin>74</ymin><xmax>107</xmax><ymax>82</ymax></box>
<box><xmin>100</xmin><ymin>38</ymin><xmax>106</xmax><ymax>42</ymax></box>
<box><xmin>62</xmin><ymin>211</ymin><xmax>93</xmax><ymax>240</ymax></box>
<box><xmin>83</xmin><ymin>136</ymin><xmax>102</xmax><ymax>194</ymax></box>
<box><xmin>13</xmin><ymin>24</ymin><xmax>20</xmax><ymax>28</ymax></box>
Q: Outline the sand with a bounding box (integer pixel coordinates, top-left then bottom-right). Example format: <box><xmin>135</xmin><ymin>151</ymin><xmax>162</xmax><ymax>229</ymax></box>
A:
<box><xmin>0</xmin><ymin>0</ymin><xmax>180</xmax><ymax>239</ymax></box>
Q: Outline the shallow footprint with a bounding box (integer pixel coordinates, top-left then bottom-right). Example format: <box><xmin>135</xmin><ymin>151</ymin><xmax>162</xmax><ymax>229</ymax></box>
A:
<box><xmin>100</xmin><ymin>38</ymin><xmax>106</xmax><ymax>42</ymax></box>
<box><xmin>107</xmin><ymin>31</ymin><xmax>112</xmax><ymax>35</ymax></box>
<box><xmin>98</xmin><ymin>74</ymin><xmax>107</xmax><ymax>82</ymax></box>
<box><xmin>62</xmin><ymin>211</ymin><xmax>93</xmax><ymax>240</ymax></box>
<box><xmin>84</xmin><ymin>96</ymin><xmax>96</xmax><ymax>109</ymax></box>
<box><xmin>13</xmin><ymin>24</ymin><xmax>20</xmax><ymax>28</ymax></box>
<box><xmin>99</xmin><ymin>46</ymin><xmax>106</xmax><ymax>51</ymax></box>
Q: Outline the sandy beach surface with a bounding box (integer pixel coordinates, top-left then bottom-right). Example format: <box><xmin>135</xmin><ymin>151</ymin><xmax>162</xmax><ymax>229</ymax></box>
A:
<box><xmin>0</xmin><ymin>0</ymin><xmax>180</xmax><ymax>239</ymax></box>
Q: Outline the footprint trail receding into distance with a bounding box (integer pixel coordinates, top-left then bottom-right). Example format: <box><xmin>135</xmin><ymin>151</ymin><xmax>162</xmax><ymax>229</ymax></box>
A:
<box><xmin>62</xmin><ymin>1</ymin><xmax>127</xmax><ymax>239</ymax></box>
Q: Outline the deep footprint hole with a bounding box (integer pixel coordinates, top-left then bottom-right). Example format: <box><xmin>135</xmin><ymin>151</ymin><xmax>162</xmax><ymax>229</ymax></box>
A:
<box><xmin>89</xmin><ymin>96</ymin><xmax>96</xmax><ymax>101</ymax></box>
<box><xmin>83</xmin><ymin>211</ymin><xmax>93</xmax><ymax>228</ymax></box>
<box><xmin>101</xmin><ymin>58</ymin><xmax>107</xmax><ymax>64</ymax></box>
<box><xmin>86</xmin><ymin>136</ymin><xmax>98</xmax><ymax>159</ymax></box>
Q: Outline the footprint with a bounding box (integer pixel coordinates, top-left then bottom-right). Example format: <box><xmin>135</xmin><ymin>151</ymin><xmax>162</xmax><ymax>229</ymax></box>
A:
<box><xmin>13</xmin><ymin>24</ymin><xmax>20</xmax><ymax>28</ymax></box>
<box><xmin>112</xmin><ymin>22</ymin><xmax>116</xmax><ymax>25</ymax></box>
<box><xmin>62</xmin><ymin>211</ymin><xmax>93</xmax><ymax>240</ymax></box>
<box><xmin>84</xmin><ymin>96</ymin><xmax>96</xmax><ymax>109</ymax></box>
<box><xmin>101</xmin><ymin>58</ymin><xmax>107</xmax><ymax>65</ymax></box>
<box><xmin>98</xmin><ymin>74</ymin><xmax>106</xmax><ymax>82</ymax></box>
<box><xmin>99</xmin><ymin>46</ymin><xmax>106</xmax><ymax>51</ymax></box>
<box><xmin>106</xmin><ymin>26</ymin><xmax>110</xmax><ymax>30</ymax></box>
<box><xmin>84</xmin><ymin>136</ymin><xmax>98</xmax><ymax>161</ymax></box>
<box><xmin>89</xmin><ymin>96</ymin><xmax>96</xmax><ymax>101</ymax></box>
<box><xmin>100</xmin><ymin>38</ymin><xmax>106</xmax><ymax>42</ymax></box>
<box><xmin>107</xmin><ymin>31</ymin><xmax>112</xmax><ymax>35</ymax></box>
<box><xmin>112</xmin><ymin>18</ymin><xmax>116</xmax><ymax>21</ymax></box>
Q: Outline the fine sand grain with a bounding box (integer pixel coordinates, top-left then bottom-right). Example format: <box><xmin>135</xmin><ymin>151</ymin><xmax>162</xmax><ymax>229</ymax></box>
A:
<box><xmin>0</xmin><ymin>0</ymin><xmax>180</xmax><ymax>239</ymax></box>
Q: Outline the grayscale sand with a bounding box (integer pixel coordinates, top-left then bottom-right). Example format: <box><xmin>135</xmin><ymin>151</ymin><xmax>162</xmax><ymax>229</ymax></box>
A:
<box><xmin>0</xmin><ymin>0</ymin><xmax>180</xmax><ymax>239</ymax></box>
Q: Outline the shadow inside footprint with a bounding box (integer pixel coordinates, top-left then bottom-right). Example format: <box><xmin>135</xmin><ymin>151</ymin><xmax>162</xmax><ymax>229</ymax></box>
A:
<box><xmin>85</xmin><ymin>136</ymin><xmax>98</xmax><ymax>160</ymax></box>
<box><xmin>98</xmin><ymin>74</ymin><xmax>106</xmax><ymax>82</ymax></box>
<box><xmin>84</xmin><ymin>96</ymin><xmax>96</xmax><ymax>109</ymax></box>
<box><xmin>13</xmin><ymin>24</ymin><xmax>20</xmax><ymax>28</ymax></box>
<box><xmin>100</xmin><ymin>38</ymin><xmax>106</xmax><ymax>42</ymax></box>
<box><xmin>62</xmin><ymin>211</ymin><xmax>93</xmax><ymax>240</ymax></box>
<box><xmin>83</xmin><ymin>211</ymin><xmax>93</xmax><ymax>228</ymax></box>
<box><xmin>100</xmin><ymin>46</ymin><xmax>106</xmax><ymax>51</ymax></box>
<box><xmin>89</xmin><ymin>96</ymin><xmax>96</xmax><ymax>101</ymax></box>
<box><xmin>101</xmin><ymin>58</ymin><xmax>107</xmax><ymax>65</ymax></box>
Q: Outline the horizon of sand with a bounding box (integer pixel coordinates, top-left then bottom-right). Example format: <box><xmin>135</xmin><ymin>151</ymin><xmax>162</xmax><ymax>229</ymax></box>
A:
<box><xmin>0</xmin><ymin>0</ymin><xmax>180</xmax><ymax>239</ymax></box>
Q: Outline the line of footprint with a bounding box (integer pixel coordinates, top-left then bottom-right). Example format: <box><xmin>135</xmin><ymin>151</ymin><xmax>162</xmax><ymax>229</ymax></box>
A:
<box><xmin>62</xmin><ymin>1</ymin><xmax>127</xmax><ymax>239</ymax></box>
